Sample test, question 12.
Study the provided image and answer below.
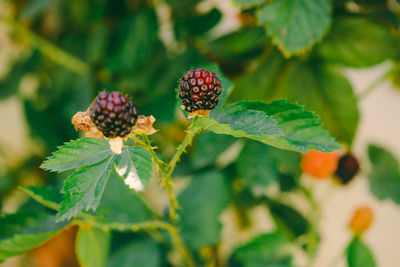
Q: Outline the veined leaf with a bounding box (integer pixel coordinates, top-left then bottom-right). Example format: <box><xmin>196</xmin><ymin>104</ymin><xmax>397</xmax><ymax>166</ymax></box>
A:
<box><xmin>196</xmin><ymin>100</ymin><xmax>340</xmax><ymax>153</ymax></box>
<box><xmin>347</xmin><ymin>237</ymin><xmax>376</xmax><ymax>267</ymax></box>
<box><xmin>77</xmin><ymin>226</ymin><xmax>110</xmax><ymax>267</ymax></box>
<box><xmin>0</xmin><ymin>211</ymin><xmax>69</xmax><ymax>262</ymax></box>
<box><xmin>20</xmin><ymin>186</ymin><xmax>62</xmax><ymax>210</ymax></box>
<box><xmin>56</xmin><ymin>155</ymin><xmax>116</xmax><ymax>222</ymax></box>
<box><xmin>367</xmin><ymin>144</ymin><xmax>400</xmax><ymax>204</ymax></box>
<box><xmin>41</xmin><ymin>138</ymin><xmax>112</xmax><ymax>173</ymax></box>
<box><xmin>258</xmin><ymin>0</ymin><xmax>331</xmax><ymax>55</ymax></box>
<box><xmin>178</xmin><ymin>171</ymin><xmax>230</xmax><ymax>249</ymax></box>
<box><xmin>115</xmin><ymin>146</ymin><xmax>153</xmax><ymax>192</ymax></box>
<box><xmin>228</xmin><ymin>231</ymin><xmax>294</xmax><ymax>267</ymax></box>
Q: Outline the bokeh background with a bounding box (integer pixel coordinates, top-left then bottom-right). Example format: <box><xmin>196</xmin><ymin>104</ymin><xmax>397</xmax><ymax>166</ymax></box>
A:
<box><xmin>1</xmin><ymin>0</ymin><xmax>400</xmax><ymax>266</ymax></box>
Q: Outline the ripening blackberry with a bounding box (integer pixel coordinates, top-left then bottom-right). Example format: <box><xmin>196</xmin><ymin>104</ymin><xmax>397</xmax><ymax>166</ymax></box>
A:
<box><xmin>179</xmin><ymin>68</ymin><xmax>223</xmax><ymax>113</ymax></box>
<box><xmin>89</xmin><ymin>91</ymin><xmax>138</xmax><ymax>138</ymax></box>
<box><xmin>335</xmin><ymin>153</ymin><xmax>360</xmax><ymax>185</ymax></box>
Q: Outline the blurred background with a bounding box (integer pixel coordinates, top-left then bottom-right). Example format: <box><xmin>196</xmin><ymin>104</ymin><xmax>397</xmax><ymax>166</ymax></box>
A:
<box><xmin>1</xmin><ymin>0</ymin><xmax>400</xmax><ymax>266</ymax></box>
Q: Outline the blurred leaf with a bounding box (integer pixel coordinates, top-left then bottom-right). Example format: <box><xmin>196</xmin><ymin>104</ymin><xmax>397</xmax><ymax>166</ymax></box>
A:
<box><xmin>115</xmin><ymin>146</ymin><xmax>153</xmax><ymax>191</ymax></box>
<box><xmin>96</xmin><ymin>173</ymin><xmax>154</xmax><ymax>223</ymax></box>
<box><xmin>107</xmin><ymin>237</ymin><xmax>161</xmax><ymax>267</ymax></box>
<box><xmin>237</xmin><ymin>141</ymin><xmax>279</xmax><ymax>190</ymax></box>
<box><xmin>317</xmin><ymin>16</ymin><xmax>399</xmax><ymax>68</ymax></box>
<box><xmin>178</xmin><ymin>171</ymin><xmax>230</xmax><ymax>249</ymax></box>
<box><xmin>0</xmin><ymin>211</ymin><xmax>69</xmax><ymax>262</ymax></box>
<box><xmin>367</xmin><ymin>144</ymin><xmax>400</xmax><ymax>204</ymax></box>
<box><xmin>191</xmin><ymin>132</ymin><xmax>236</xmax><ymax>169</ymax></box>
<box><xmin>77</xmin><ymin>226</ymin><xmax>110</xmax><ymax>267</ymax></box>
<box><xmin>233</xmin><ymin>0</ymin><xmax>267</xmax><ymax>8</ymax></box>
<box><xmin>228</xmin><ymin>231</ymin><xmax>294</xmax><ymax>267</ymax></box>
<box><xmin>86</xmin><ymin>22</ymin><xmax>109</xmax><ymax>63</ymax></box>
<box><xmin>197</xmin><ymin>100</ymin><xmax>340</xmax><ymax>153</ymax></box>
<box><xmin>41</xmin><ymin>138</ymin><xmax>112</xmax><ymax>173</ymax></box>
<box><xmin>107</xmin><ymin>8</ymin><xmax>159</xmax><ymax>72</ymax></box>
<box><xmin>174</xmin><ymin>8</ymin><xmax>222</xmax><ymax>39</ymax></box>
<box><xmin>165</xmin><ymin>0</ymin><xmax>201</xmax><ymax>9</ymax></box>
<box><xmin>266</xmin><ymin>200</ymin><xmax>309</xmax><ymax>239</ymax></box>
<box><xmin>20</xmin><ymin>186</ymin><xmax>62</xmax><ymax>210</ymax></box>
<box><xmin>258</xmin><ymin>0</ymin><xmax>331</xmax><ymax>55</ymax></box>
<box><xmin>347</xmin><ymin>237</ymin><xmax>376</xmax><ymax>267</ymax></box>
<box><xmin>207</xmin><ymin>27</ymin><xmax>268</xmax><ymax>64</ymax></box>
<box><xmin>20</xmin><ymin>0</ymin><xmax>59</xmax><ymax>20</ymax></box>
<box><xmin>56</xmin><ymin>155</ymin><xmax>116</xmax><ymax>222</ymax></box>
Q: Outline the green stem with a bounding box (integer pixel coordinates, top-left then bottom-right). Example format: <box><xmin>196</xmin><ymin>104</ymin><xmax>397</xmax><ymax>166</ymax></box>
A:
<box><xmin>77</xmin><ymin>219</ymin><xmax>195</xmax><ymax>267</ymax></box>
<box><xmin>0</xmin><ymin>17</ymin><xmax>90</xmax><ymax>75</ymax></box>
<box><xmin>163</xmin><ymin>117</ymin><xmax>202</xmax><ymax>222</ymax></box>
<box><xmin>142</xmin><ymin>134</ymin><xmax>167</xmax><ymax>175</ymax></box>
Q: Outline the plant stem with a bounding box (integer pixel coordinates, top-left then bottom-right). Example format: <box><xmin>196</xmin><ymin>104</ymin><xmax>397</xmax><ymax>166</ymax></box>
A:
<box><xmin>142</xmin><ymin>134</ymin><xmax>167</xmax><ymax>175</ymax></box>
<box><xmin>358</xmin><ymin>71</ymin><xmax>389</xmax><ymax>100</ymax></box>
<box><xmin>79</xmin><ymin>219</ymin><xmax>195</xmax><ymax>267</ymax></box>
<box><xmin>0</xmin><ymin>17</ymin><xmax>90</xmax><ymax>75</ymax></box>
<box><xmin>163</xmin><ymin>117</ymin><xmax>202</xmax><ymax>222</ymax></box>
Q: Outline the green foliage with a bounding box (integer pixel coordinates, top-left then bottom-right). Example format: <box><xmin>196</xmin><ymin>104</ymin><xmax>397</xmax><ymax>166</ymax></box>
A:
<box><xmin>115</xmin><ymin>146</ymin><xmax>153</xmax><ymax>191</ymax></box>
<box><xmin>20</xmin><ymin>186</ymin><xmax>62</xmax><ymax>210</ymax></box>
<box><xmin>367</xmin><ymin>144</ymin><xmax>400</xmax><ymax>204</ymax></box>
<box><xmin>233</xmin><ymin>0</ymin><xmax>266</xmax><ymax>8</ymax></box>
<box><xmin>107</xmin><ymin>237</ymin><xmax>161</xmax><ymax>267</ymax></box>
<box><xmin>0</xmin><ymin>211</ymin><xmax>69</xmax><ymax>262</ymax></box>
<box><xmin>57</xmin><ymin>155</ymin><xmax>115</xmax><ymax>221</ymax></box>
<box><xmin>197</xmin><ymin>100</ymin><xmax>340</xmax><ymax>152</ymax></box>
<box><xmin>317</xmin><ymin>17</ymin><xmax>399</xmax><ymax>68</ymax></box>
<box><xmin>229</xmin><ymin>231</ymin><xmax>294</xmax><ymax>267</ymax></box>
<box><xmin>347</xmin><ymin>237</ymin><xmax>376</xmax><ymax>267</ymax></box>
<box><xmin>76</xmin><ymin>226</ymin><xmax>111</xmax><ymax>267</ymax></box>
<box><xmin>177</xmin><ymin>171</ymin><xmax>230</xmax><ymax>249</ymax></box>
<box><xmin>41</xmin><ymin>138</ymin><xmax>112</xmax><ymax>173</ymax></box>
<box><xmin>258</xmin><ymin>0</ymin><xmax>331</xmax><ymax>55</ymax></box>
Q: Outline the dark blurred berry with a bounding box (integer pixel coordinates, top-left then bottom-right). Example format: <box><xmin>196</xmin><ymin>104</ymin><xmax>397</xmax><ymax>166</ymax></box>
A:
<box><xmin>335</xmin><ymin>153</ymin><xmax>360</xmax><ymax>184</ymax></box>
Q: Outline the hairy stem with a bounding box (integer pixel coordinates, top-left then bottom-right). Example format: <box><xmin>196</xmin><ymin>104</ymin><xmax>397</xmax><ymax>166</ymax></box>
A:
<box><xmin>142</xmin><ymin>134</ymin><xmax>167</xmax><ymax>175</ymax></box>
<box><xmin>0</xmin><ymin>17</ymin><xmax>90</xmax><ymax>75</ymax></box>
<box><xmin>163</xmin><ymin>117</ymin><xmax>202</xmax><ymax>222</ymax></box>
<box><xmin>78</xmin><ymin>220</ymin><xmax>195</xmax><ymax>267</ymax></box>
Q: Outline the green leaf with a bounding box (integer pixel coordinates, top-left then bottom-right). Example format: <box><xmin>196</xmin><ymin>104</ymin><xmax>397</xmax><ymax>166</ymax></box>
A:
<box><xmin>191</xmin><ymin>132</ymin><xmax>236</xmax><ymax>169</ymax></box>
<box><xmin>96</xmin><ymin>172</ymin><xmax>154</xmax><ymax>223</ymax></box>
<box><xmin>237</xmin><ymin>141</ymin><xmax>280</xmax><ymax>190</ymax></box>
<box><xmin>107</xmin><ymin>237</ymin><xmax>161</xmax><ymax>267</ymax></box>
<box><xmin>207</xmin><ymin>27</ymin><xmax>268</xmax><ymax>64</ymax></box>
<box><xmin>76</xmin><ymin>226</ymin><xmax>110</xmax><ymax>267</ymax></box>
<box><xmin>178</xmin><ymin>171</ymin><xmax>230</xmax><ymax>249</ymax></box>
<box><xmin>0</xmin><ymin>211</ymin><xmax>69</xmax><ymax>262</ymax></box>
<box><xmin>41</xmin><ymin>138</ymin><xmax>112</xmax><ymax>173</ymax></box>
<box><xmin>258</xmin><ymin>0</ymin><xmax>331</xmax><ymax>55</ymax></box>
<box><xmin>347</xmin><ymin>237</ymin><xmax>376</xmax><ymax>267</ymax></box>
<box><xmin>56</xmin><ymin>155</ymin><xmax>115</xmax><ymax>222</ymax></box>
<box><xmin>197</xmin><ymin>100</ymin><xmax>340</xmax><ymax>153</ymax></box>
<box><xmin>20</xmin><ymin>0</ymin><xmax>59</xmax><ymax>19</ymax></box>
<box><xmin>115</xmin><ymin>146</ymin><xmax>153</xmax><ymax>192</ymax></box>
<box><xmin>233</xmin><ymin>0</ymin><xmax>266</xmax><ymax>8</ymax></box>
<box><xmin>20</xmin><ymin>186</ymin><xmax>62</xmax><ymax>210</ymax></box>
<box><xmin>317</xmin><ymin>16</ymin><xmax>399</xmax><ymax>68</ymax></box>
<box><xmin>266</xmin><ymin>200</ymin><xmax>309</xmax><ymax>239</ymax></box>
<box><xmin>229</xmin><ymin>231</ymin><xmax>293</xmax><ymax>267</ymax></box>
<box><xmin>367</xmin><ymin>144</ymin><xmax>400</xmax><ymax>204</ymax></box>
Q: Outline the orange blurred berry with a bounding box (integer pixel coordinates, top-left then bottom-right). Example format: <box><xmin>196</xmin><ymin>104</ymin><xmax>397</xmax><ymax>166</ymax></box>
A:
<box><xmin>349</xmin><ymin>206</ymin><xmax>374</xmax><ymax>235</ymax></box>
<box><xmin>301</xmin><ymin>150</ymin><xmax>339</xmax><ymax>179</ymax></box>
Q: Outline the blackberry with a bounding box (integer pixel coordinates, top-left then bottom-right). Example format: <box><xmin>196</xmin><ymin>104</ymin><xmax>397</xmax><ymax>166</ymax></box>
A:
<box><xmin>179</xmin><ymin>68</ymin><xmax>223</xmax><ymax>112</ymax></box>
<box><xmin>335</xmin><ymin>153</ymin><xmax>360</xmax><ymax>185</ymax></box>
<box><xmin>89</xmin><ymin>91</ymin><xmax>138</xmax><ymax>138</ymax></box>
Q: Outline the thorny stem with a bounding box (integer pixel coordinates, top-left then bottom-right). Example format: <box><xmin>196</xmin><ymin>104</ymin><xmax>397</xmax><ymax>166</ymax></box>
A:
<box><xmin>77</xmin><ymin>219</ymin><xmax>195</xmax><ymax>267</ymax></box>
<box><xmin>142</xmin><ymin>134</ymin><xmax>167</xmax><ymax>175</ymax></box>
<box><xmin>163</xmin><ymin>117</ymin><xmax>202</xmax><ymax>222</ymax></box>
<box><xmin>0</xmin><ymin>17</ymin><xmax>90</xmax><ymax>75</ymax></box>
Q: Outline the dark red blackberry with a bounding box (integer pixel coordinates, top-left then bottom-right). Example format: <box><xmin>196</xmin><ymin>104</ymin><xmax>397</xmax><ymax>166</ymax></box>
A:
<box><xmin>89</xmin><ymin>91</ymin><xmax>138</xmax><ymax>138</ymax></box>
<box><xmin>179</xmin><ymin>68</ymin><xmax>223</xmax><ymax>112</ymax></box>
<box><xmin>335</xmin><ymin>153</ymin><xmax>360</xmax><ymax>185</ymax></box>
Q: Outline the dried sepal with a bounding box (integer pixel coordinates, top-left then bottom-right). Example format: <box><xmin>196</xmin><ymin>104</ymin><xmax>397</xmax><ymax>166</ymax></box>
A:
<box><xmin>131</xmin><ymin>115</ymin><xmax>157</xmax><ymax>135</ymax></box>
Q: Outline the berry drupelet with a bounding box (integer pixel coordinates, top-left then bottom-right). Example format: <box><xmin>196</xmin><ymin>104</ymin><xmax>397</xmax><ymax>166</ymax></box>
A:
<box><xmin>179</xmin><ymin>68</ymin><xmax>223</xmax><ymax>113</ymax></box>
<box><xmin>89</xmin><ymin>91</ymin><xmax>138</xmax><ymax>138</ymax></box>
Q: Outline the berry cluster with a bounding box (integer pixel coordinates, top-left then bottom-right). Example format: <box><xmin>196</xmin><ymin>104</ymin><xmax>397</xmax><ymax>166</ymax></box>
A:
<box><xmin>179</xmin><ymin>68</ymin><xmax>223</xmax><ymax>112</ymax></box>
<box><xmin>89</xmin><ymin>91</ymin><xmax>138</xmax><ymax>138</ymax></box>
